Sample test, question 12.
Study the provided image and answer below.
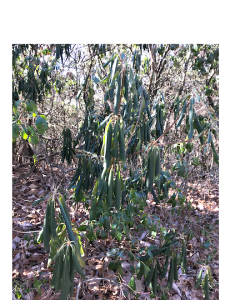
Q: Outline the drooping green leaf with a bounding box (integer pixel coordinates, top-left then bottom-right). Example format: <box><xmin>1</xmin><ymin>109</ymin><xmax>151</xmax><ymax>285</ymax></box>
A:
<box><xmin>35</xmin><ymin>115</ymin><xmax>48</xmax><ymax>134</ymax></box>
<box><xmin>128</xmin><ymin>276</ymin><xmax>136</xmax><ymax>293</ymax></box>
<box><xmin>106</xmin><ymin>248</ymin><xmax>119</xmax><ymax>257</ymax></box>
<box><xmin>13</xmin><ymin>100</ymin><xmax>21</xmax><ymax>115</ymax></box>
<box><xmin>103</xmin><ymin>54</ymin><xmax>117</xmax><ymax>69</ymax></box>
<box><xmin>211</xmin><ymin>138</ymin><xmax>219</xmax><ymax>165</ymax></box>
<box><xmin>203</xmin><ymin>274</ymin><xmax>209</xmax><ymax>300</ymax></box>
<box><xmin>204</xmin><ymin>240</ymin><xmax>210</xmax><ymax>249</ymax></box>
<box><xmin>71</xmin><ymin>246</ymin><xmax>85</xmax><ymax>279</ymax></box>
<box><xmin>99</xmin><ymin>73</ymin><xmax>111</xmax><ymax>84</ymax></box>
<box><xmin>176</xmin><ymin>100</ymin><xmax>187</xmax><ymax>128</ymax></box>
<box><xmin>29</xmin><ymin>134</ymin><xmax>38</xmax><ymax>145</ymax></box>
<box><xmin>195</xmin><ymin>268</ymin><xmax>203</xmax><ymax>288</ymax></box>
<box><xmin>12</xmin><ymin>124</ymin><xmax>20</xmax><ymax>140</ymax></box>
<box><xmin>77</xmin><ymin>224</ymin><xmax>87</xmax><ymax>231</ymax></box>
<box><xmin>137</xmin><ymin>262</ymin><xmax>145</xmax><ymax>280</ymax></box>
<box><xmin>109</xmin><ymin>56</ymin><xmax>118</xmax><ymax>86</ymax></box>
<box><xmin>146</xmin><ymin>262</ymin><xmax>154</xmax><ymax>286</ymax></box>
<box><xmin>58</xmin><ymin>201</ymin><xmax>85</xmax><ymax>269</ymax></box>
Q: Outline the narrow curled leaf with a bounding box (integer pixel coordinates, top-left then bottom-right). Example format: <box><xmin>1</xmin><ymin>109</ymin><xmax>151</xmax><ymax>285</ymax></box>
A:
<box><xmin>51</xmin><ymin>247</ymin><xmax>65</xmax><ymax>292</ymax></box>
<box><xmin>114</xmin><ymin>73</ymin><xmax>121</xmax><ymax>115</ymax></box>
<box><xmin>173</xmin><ymin>253</ymin><xmax>178</xmax><ymax>281</ymax></box>
<box><xmin>115</xmin><ymin>165</ymin><xmax>121</xmax><ymax>210</ymax></box>
<box><xmin>50</xmin><ymin>198</ymin><xmax>57</xmax><ymax>238</ymax></box>
<box><xmin>71</xmin><ymin>246</ymin><xmax>85</xmax><ymax>278</ymax></box>
<box><xmin>195</xmin><ymin>268</ymin><xmax>203</xmax><ymax>288</ymax></box>
<box><xmin>161</xmin><ymin>255</ymin><xmax>169</xmax><ymax>279</ymax></box>
<box><xmin>100</xmin><ymin>73</ymin><xmax>111</xmax><ymax>84</ymax></box>
<box><xmin>60</xmin><ymin>245</ymin><xmax>72</xmax><ymax>300</ymax></box>
<box><xmin>119</xmin><ymin>124</ymin><xmax>125</xmax><ymax>163</ymax></box>
<box><xmin>103</xmin><ymin>54</ymin><xmax>117</xmax><ymax>69</ymax></box>
<box><xmin>103</xmin><ymin>120</ymin><xmax>112</xmax><ymax>169</ymax></box>
<box><xmin>203</xmin><ymin>274</ymin><xmax>209</xmax><ymax>300</ymax></box>
<box><xmin>193</xmin><ymin>111</ymin><xmax>204</xmax><ymax>144</ymax></box>
<box><xmin>110</xmin><ymin>56</ymin><xmax>118</xmax><ymax>85</ymax></box>
<box><xmin>43</xmin><ymin>199</ymin><xmax>51</xmax><ymax>251</ymax></box>
<box><xmin>32</xmin><ymin>194</ymin><xmax>48</xmax><ymax>206</ymax></box>
<box><xmin>176</xmin><ymin>100</ymin><xmax>187</xmax><ymax>128</ymax></box>
<box><xmin>146</xmin><ymin>262</ymin><xmax>154</xmax><ymax>286</ymax></box>
<box><xmin>137</xmin><ymin>262</ymin><xmax>145</xmax><ymax>280</ymax></box>
<box><xmin>211</xmin><ymin>138</ymin><xmax>219</xmax><ymax>165</ymax></box>
<box><xmin>157</xmin><ymin>259</ymin><xmax>162</xmax><ymax>275</ymax></box>
<box><xmin>152</xmin><ymin>265</ymin><xmax>158</xmax><ymax>295</ymax></box>
<box><xmin>107</xmin><ymin>168</ymin><xmax>113</xmax><ymax>207</ymax></box>
<box><xmin>37</xmin><ymin>227</ymin><xmax>44</xmax><ymax>243</ymax></box>
<box><xmin>168</xmin><ymin>256</ymin><xmax>174</xmax><ymax>290</ymax></box>
<box><xmin>59</xmin><ymin>201</ymin><xmax>85</xmax><ymax>268</ymax></box>
<box><xmin>97</xmin><ymin>114</ymin><xmax>111</xmax><ymax>131</ymax></box>
<box><xmin>90</xmin><ymin>198</ymin><xmax>97</xmax><ymax>221</ymax></box>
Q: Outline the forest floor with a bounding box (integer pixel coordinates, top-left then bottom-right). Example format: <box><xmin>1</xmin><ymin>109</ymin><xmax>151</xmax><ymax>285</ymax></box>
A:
<box><xmin>12</xmin><ymin>165</ymin><xmax>219</xmax><ymax>300</ymax></box>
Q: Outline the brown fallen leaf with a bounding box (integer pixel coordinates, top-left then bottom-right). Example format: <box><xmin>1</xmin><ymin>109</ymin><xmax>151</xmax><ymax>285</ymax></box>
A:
<box><xmin>22</xmin><ymin>270</ymin><xmax>35</xmax><ymax>279</ymax></box>
<box><xmin>29</xmin><ymin>184</ymin><xmax>38</xmax><ymax>189</ymax></box>
<box><xmin>12</xmin><ymin>269</ymin><xmax>19</xmax><ymax>279</ymax></box>
<box><xmin>28</xmin><ymin>253</ymin><xmax>44</xmax><ymax>263</ymax></box>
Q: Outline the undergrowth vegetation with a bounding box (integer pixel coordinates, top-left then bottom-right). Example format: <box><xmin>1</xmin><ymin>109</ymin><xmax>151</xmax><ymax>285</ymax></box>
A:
<box><xmin>12</xmin><ymin>44</ymin><xmax>219</xmax><ymax>299</ymax></box>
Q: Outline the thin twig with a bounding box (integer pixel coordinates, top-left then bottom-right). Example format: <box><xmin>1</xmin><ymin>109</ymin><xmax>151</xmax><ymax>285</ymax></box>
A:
<box><xmin>155</xmin><ymin>138</ymin><xmax>195</xmax><ymax>147</ymax></box>
<box><xmin>151</xmin><ymin>111</ymin><xmax>185</xmax><ymax>146</ymax></box>
<box><xmin>65</xmin><ymin>167</ymin><xmax>77</xmax><ymax>173</ymax></box>
<box><xmin>51</xmin><ymin>164</ymin><xmax>70</xmax><ymax>184</ymax></box>
<box><xmin>75</xmin><ymin>281</ymin><xmax>82</xmax><ymax>300</ymax></box>
<box><xmin>83</xmin><ymin>277</ymin><xmax>120</xmax><ymax>286</ymax></box>
<box><xmin>148</xmin><ymin>44</ymin><xmax>156</xmax><ymax>94</ymax></box>
<box><xmin>179</xmin><ymin>171</ymin><xmax>219</xmax><ymax>189</ymax></box>
<box><xmin>40</xmin><ymin>136</ymin><xmax>55</xmax><ymax>187</ymax></box>
<box><xmin>12</xmin><ymin>229</ymin><xmax>40</xmax><ymax>234</ymax></box>
<box><xmin>13</xmin><ymin>165</ymin><xmax>36</xmax><ymax>183</ymax></box>
<box><xmin>12</xmin><ymin>200</ymin><xmax>23</xmax><ymax>207</ymax></box>
<box><xmin>12</xmin><ymin>152</ymin><xmax>60</xmax><ymax>169</ymax></box>
<box><xmin>126</xmin><ymin>110</ymin><xmax>185</xmax><ymax>158</ymax></box>
<box><xmin>85</xmin><ymin>254</ymin><xmax>105</xmax><ymax>261</ymax></box>
<box><xmin>192</xmin><ymin>223</ymin><xmax>219</xmax><ymax>242</ymax></box>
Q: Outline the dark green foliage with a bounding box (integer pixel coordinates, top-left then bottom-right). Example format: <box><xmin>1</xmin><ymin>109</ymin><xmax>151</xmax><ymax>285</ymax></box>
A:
<box><xmin>161</xmin><ymin>255</ymin><xmax>169</xmax><ymax>279</ymax></box>
<box><xmin>119</xmin><ymin>124</ymin><xmax>126</xmax><ymax>163</ymax></box>
<box><xmin>90</xmin><ymin>198</ymin><xmax>97</xmax><ymax>221</ymax></box>
<box><xmin>111</xmin><ymin>121</ymin><xmax>119</xmax><ymax>160</ymax></box>
<box><xmin>173</xmin><ymin>253</ymin><xmax>178</xmax><ymax>281</ymax></box>
<box><xmin>104</xmin><ymin>122</ymin><xmax>112</xmax><ymax>169</ymax></box>
<box><xmin>114</xmin><ymin>73</ymin><xmax>121</xmax><ymax>115</ymax></box>
<box><xmin>115</xmin><ymin>165</ymin><xmax>121</xmax><ymax>210</ymax></box>
<box><xmin>195</xmin><ymin>269</ymin><xmax>203</xmax><ymax>289</ymax></box>
<box><xmin>43</xmin><ymin>199</ymin><xmax>51</xmax><ymax>251</ymax></box>
<box><xmin>146</xmin><ymin>147</ymin><xmax>157</xmax><ymax>191</ymax></box>
<box><xmin>203</xmin><ymin>274</ymin><xmax>209</xmax><ymax>300</ymax></box>
<box><xmin>146</xmin><ymin>262</ymin><xmax>154</xmax><ymax>286</ymax></box>
<box><xmin>12</xmin><ymin>45</ymin><xmax>219</xmax><ymax>300</ymax></box>
<box><xmin>107</xmin><ymin>168</ymin><xmax>113</xmax><ymax>207</ymax></box>
<box><xmin>61</xmin><ymin>128</ymin><xmax>73</xmax><ymax>164</ymax></box>
<box><xmin>152</xmin><ymin>265</ymin><xmax>158</xmax><ymax>295</ymax></box>
<box><xmin>193</xmin><ymin>111</ymin><xmax>204</xmax><ymax>144</ymax></box>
